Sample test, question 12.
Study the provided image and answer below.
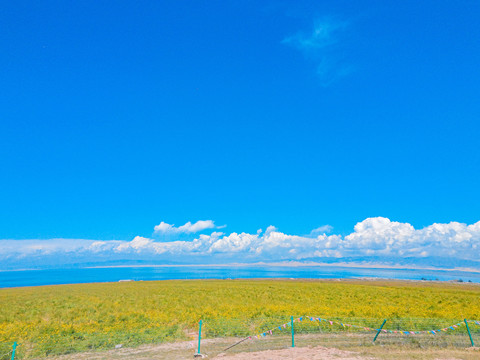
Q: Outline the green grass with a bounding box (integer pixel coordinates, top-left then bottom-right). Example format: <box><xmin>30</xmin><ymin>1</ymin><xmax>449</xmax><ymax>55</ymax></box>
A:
<box><xmin>0</xmin><ymin>279</ymin><xmax>479</xmax><ymax>358</ymax></box>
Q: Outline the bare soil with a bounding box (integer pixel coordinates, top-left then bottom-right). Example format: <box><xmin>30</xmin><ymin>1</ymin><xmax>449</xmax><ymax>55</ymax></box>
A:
<box><xmin>46</xmin><ymin>340</ymin><xmax>480</xmax><ymax>360</ymax></box>
<box><xmin>214</xmin><ymin>346</ymin><xmax>372</xmax><ymax>359</ymax></box>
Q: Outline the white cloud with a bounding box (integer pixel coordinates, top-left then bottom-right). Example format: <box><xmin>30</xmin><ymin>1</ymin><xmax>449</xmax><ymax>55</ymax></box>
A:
<box><xmin>153</xmin><ymin>222</ymin><xmax>175</xmax><ymax>233</ymax></box>
<box><xmin>283</xmin><ymin>18</ymin><xmax>352</xmax><ymax>85</ymax></box>
<box><xmin>209</xmin><ymin>232</ymin><xmax>257</xmax><ymax>253</ymax></box>
<box><xmin>0</xmin><ymin>239</ymin><xmax>100</xmax><ymax>257</ymax></box>
<box><xmin>2</xmin><ymin>217</ymin><xmax>480</xmax><ymax>269</ymax></box>
<box><xmin>283</xmin><ymin>19</ymin><xmax>347</xmax><ymax>51</ymax></box>
<box><xmin>344</xmin><ymin>217</ymin><xmax>415</xmax><ymax>251</ymax></box>
<box><xmin>310</xmin><ymin>225</ymin><xmax>333</xmax><ymax>235</ymax></box>
<box><xmin>153</xmin><ymin>220</ymin><xmax>216</xmax><ymax>234</ymax></box>
<box><xmin>116</xmin><ymin>236</ymin><xmax>153</xmax><ymax>251</ymax></box>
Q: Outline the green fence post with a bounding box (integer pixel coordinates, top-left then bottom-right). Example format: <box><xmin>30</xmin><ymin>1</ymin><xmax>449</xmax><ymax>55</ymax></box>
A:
<box><xmin>465</xmin><ymin>319</ymin><xmax>475</xmax><ymax>347</ymax></box>
<box><xmin>291</xmin><ymin>316</ymin><xmax>295</xmax><ymax>347</ymax></box>
<box><xmin>373</xmin><ymin>319</ymin><xmax>387</xmax><ymax>343</ymax></box>
<box><xmin>11</xmin><ymin>342</ymin><xmax>17</xmax><ymax>360</ymax></box>
<box><xmin>197</xmin><ymin>320</ymin><xmax>203</xmax><ymax>354</ymax></box>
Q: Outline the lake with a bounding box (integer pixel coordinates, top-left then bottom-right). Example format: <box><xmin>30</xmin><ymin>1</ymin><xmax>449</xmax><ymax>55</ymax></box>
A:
<box><xmin>1</xmin><ymin>265</ymin><xmax>480</xmax><ymax>288</ymax></box>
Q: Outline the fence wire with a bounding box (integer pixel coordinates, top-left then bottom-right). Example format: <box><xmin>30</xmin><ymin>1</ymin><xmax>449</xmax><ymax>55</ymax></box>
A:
<box><xmin>0</xmin><ymin>342</ymin><xmax>16</xmax><ymax>360</ymax></box>
<box><xmin>2</xmin><ymin>318</ymin><xmax>479</xmax><ymax>359</ymax></box>
<box><xmin>200</xmin><ymin>317</ymin><xmax>480</xmax><ymax>358</ymax></box>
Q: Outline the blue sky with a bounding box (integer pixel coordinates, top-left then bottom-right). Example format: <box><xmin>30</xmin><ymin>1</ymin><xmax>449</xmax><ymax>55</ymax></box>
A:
<box><xmin>1</xmin><ymin>1</ymin><xmax>479</xmax><ymax>269</ymax></box>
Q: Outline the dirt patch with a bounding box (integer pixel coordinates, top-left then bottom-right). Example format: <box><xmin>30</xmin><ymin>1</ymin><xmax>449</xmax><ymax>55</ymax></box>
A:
<box><xmin>47</xmin><ymin>339</ymin><xmax>222</xmax><ymax>360</ymax></box>
<box><xmin>47</xmin><ymin>341</ymin><xmax>372</xmax><ymax>360</ymax></box>
<box><xmin>46</xmin><ymin>339</ymin><xmax>480</xmax><ymax>360</ymax></box>
<box><xmin>214</xmin><ymin>346</ymin><xmax>372</xmax><ymax>359</ymax></box>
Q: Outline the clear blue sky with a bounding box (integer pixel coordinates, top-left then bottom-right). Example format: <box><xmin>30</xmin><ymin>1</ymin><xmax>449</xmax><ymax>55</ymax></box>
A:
<box><xmin>1</xmin><ymin>0</ymin><xmax>479</xmax><ymax>241</ymax></box>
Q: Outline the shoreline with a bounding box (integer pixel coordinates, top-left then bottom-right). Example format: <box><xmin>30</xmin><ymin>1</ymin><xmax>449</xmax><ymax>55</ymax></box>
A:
<box><xmin>2</xmin><ymin>261</ymin><xmax>480</xmax><ymax>274</ymax></box>
<box><xmin>2</xmin><ymin>276</ymin><xmax>480</xmax><ymax>291</ymax></box>
<box><xmin>84</xmin><ymin>261</ymin><xmax>480</xmax><ymax>274</ymax></box>
<box><xmin>2</xmin><ymin>263</ymin><xmax>480</xmax><ymax>289</ymax></box>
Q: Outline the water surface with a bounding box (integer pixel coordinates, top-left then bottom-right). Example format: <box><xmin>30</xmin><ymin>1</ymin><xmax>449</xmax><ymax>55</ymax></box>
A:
<box><xmin>1</xmin><ymin>265</ymin><xmax>480</xmax><ymax>288</ymax></box>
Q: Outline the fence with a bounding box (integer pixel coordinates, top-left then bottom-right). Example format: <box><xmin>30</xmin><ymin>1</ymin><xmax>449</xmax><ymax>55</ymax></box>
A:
<box><xmin>0</xmin><ymin>342</ymin><xmax>17</xmax><ymax>360</ymax></box>
<box><xmin>2</xmin><ymin>318</ymin><xmax>479</xmax><ymax>359</ymax></box>
<box><xmin>196</xmin><ymin>317</ymin><xmax>480</xmax><ymax>357</ymax></box>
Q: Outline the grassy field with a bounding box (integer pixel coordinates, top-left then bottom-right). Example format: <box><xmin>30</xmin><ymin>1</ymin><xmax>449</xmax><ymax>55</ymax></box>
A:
<box><xmin>0</xmin><ymin>279</ymin><xmax>479</xmax><ymax>358</ymax></box>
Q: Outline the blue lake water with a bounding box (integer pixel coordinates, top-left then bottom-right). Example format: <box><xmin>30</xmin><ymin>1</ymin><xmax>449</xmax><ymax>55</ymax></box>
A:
<box><xmin>1</xmin><ymin>265</ymin><xmax>480</xmax><ymax>288</ymax></box>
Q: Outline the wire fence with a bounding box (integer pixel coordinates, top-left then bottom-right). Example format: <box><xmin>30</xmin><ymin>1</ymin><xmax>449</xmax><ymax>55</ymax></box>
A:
<box><xmin>0</xmin><ymin>347</ymin><xmax>12</xmax><ymax>360</ymax></box>
<box><xmin>1</xmin><ymin>318</ymin><xmax>479</xmax><ymax>359</ymax></box>
<box><xmin>199</xmin><ymin>317</ymin><xmax>480</xmax><ymax>357</ymax></box>
<box><xmin>0</xmin><ymin>341</ymin><xmax>17</xmax><ymax>360</ymax></box>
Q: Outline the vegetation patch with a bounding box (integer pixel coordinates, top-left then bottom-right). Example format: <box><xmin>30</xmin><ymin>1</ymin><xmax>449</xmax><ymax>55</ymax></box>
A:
<box><xmin>0</xmin><ymin>279</ymin><xmax>479</xmax><ymax>358</ymax></box>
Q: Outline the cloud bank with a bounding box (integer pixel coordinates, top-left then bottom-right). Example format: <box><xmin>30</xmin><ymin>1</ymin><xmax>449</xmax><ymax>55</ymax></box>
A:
<box><xmin>1</xmin><ymin>217</ymin><xmax>480</xmax><ymax>270</ymax></box>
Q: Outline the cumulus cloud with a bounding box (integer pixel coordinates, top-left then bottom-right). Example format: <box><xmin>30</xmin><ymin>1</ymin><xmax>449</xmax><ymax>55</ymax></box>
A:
<box><xmin>310</xmin><ymin>225</ymin><xmax>333</xmax><ymax>235</ymax></box>
<box><xmin>283</xmin><ymin>17</ymin><xmax>352</xmax><ymax>85</ymax></box>
<box><xmin>153</xmin><ymin>220</ymin><xmax>216</xmax><ymax>234</ymax></box>
<box><xmin>2</xmin><ymin>217</ymin><xmax>480</xmax><ymax>269</ymax></box>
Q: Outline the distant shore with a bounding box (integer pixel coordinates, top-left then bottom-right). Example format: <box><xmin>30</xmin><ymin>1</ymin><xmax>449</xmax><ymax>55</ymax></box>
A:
<box><xmin>3</xmin><ymin>261</ymin><xmax>480</xmax><ymax>275</ymax></box>
<box><xmin>2</xmin><ymin>263</ymin><xmax>480</xmax><ymax>289</ymax></box>
<box><xmin>83</xmin><ymin>261</ymin><xmax>480</xmax><ymax>274</ymax></box>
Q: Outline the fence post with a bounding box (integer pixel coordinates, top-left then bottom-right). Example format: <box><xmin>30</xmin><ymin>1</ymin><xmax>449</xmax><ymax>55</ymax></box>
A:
<box><xmin>197</xmin><ymin>320</ymin><xmax>203</xmax><ymax>355</ymax></box>
<box><xmin>11</xmin><ymin>342</ymin><xmax>17</xmax><ymax>360</ymax></box>
<box><xmin>291</xmin><ymin>316</ymin><xmax>295</xmax><ymax>347</ymax></box>
<box><xmin>465</xmin><ymin>319</ymin><xmax>475</xmax><ymax>347</ymax></box>
<box><xmin>373</xmin><ymin>319</ymin><xmax>387</xmax><ymax>343</ymax></box>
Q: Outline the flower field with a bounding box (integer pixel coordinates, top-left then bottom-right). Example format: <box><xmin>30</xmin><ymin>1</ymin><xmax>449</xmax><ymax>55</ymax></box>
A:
<box><xmin>0</xmin><ymin>279</ymin><xmax>479</xmax><ymax>358</ymax></box>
